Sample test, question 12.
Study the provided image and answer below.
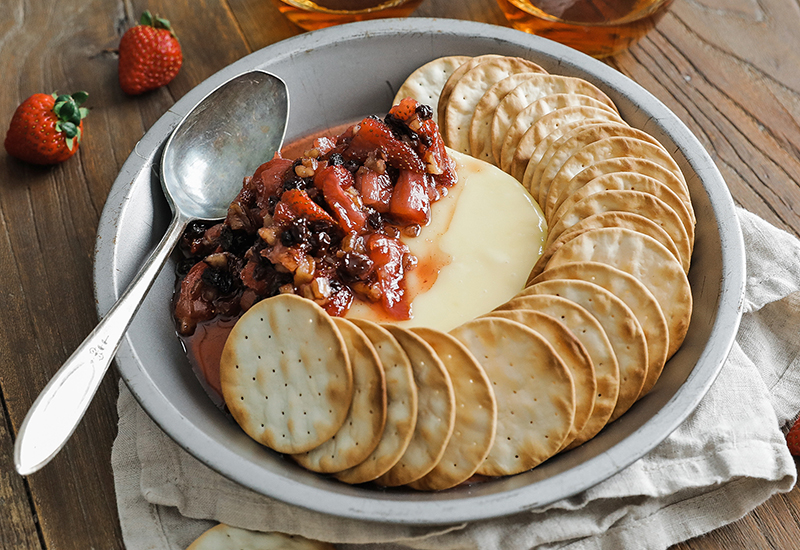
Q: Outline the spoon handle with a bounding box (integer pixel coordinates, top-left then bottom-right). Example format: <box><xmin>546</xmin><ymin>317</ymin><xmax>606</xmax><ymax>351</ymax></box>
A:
<box><xmin>14</xmin><ymin>212</ymin><xmax>189</xmax><ymax>475</ymax></box>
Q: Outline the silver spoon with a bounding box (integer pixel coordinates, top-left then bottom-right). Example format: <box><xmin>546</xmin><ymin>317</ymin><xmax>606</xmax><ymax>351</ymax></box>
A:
<box><xmin>14</xmin><ymin>70</ymin><xmax>289</xmax><ymax>475</ymax></box>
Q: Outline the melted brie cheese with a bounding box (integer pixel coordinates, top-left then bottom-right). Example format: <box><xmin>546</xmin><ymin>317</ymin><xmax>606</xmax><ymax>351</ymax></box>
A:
<box><xmin>346</xmin><ymin>149</ymin><xmax>547</xmax><ymax>332</ymax></box>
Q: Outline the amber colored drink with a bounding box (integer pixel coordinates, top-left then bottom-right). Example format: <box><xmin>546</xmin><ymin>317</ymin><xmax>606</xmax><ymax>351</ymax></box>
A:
<box><xmin>496</xmin><ymin>0</ymin><xmax>673</xmax><ymax>58</ymax></box>
<box><xmin>273</xmin><ymin>0</ymin><xmax>425</xmax><ymax>31</ymax></box>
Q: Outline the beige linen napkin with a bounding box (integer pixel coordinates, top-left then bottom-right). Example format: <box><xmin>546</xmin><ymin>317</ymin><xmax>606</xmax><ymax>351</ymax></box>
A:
<box><xmin>111</xmin><ymin>207</ymin><xmax>800</xmax><ymax>550</ymax></box>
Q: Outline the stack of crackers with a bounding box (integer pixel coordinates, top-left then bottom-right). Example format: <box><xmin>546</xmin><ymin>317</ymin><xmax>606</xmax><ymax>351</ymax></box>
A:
<box><xmin>218</xmin><ymin>54</ymin><xmax>695</xmax><ymax>490</ymax></box>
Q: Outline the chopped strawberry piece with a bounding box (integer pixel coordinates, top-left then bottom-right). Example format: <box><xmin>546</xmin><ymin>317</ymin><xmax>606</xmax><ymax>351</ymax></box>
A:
<box><xmin>390</xmin><ymin>169</ymin><xmax>430</xmax><ymax>226</ymax></box>
<box><xmin>279</xmin><ymin>189</ymin><xmax>336</xmax><ymax>225</ymax></box>
<box><xmin>252</xmin><ymin>153</ymin><xmax>293</xmax><ymax>202</ymax></box>
<box><xmin>313</xmin><ymin>136</ymin><xmax>336</xmax><ymax>156</ymax></box>
<box><xmin>314</xmin><ymin>165</ymin><xmax>368</xmax><ymax>234</ymax></box>
<box><xmin>366</xmin><ymin>234</ymin><xmax>411</xmax><ymax>319</ymax></box>
<box><xmin>388</xmin><ymin>97</ymin><xmax>419</xmax><ymax>121</ymax></box>
<box><xmin>344</xmin><ymin>118</ymin><xmax>425</xmax><ymax>173</ymax></box>
<box><xmin>355</xmin><ymin>167</ymin><xmax>393</xmax><ymax>213</ymax></box>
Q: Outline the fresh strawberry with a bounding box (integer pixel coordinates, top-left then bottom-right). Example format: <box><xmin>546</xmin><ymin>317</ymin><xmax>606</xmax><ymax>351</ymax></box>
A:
<box><xmin>787</xmin><ymin>416</ymin><xmax>800</xmax><ymax>456</ymax></box>
<box><xmin>4</xmin><ymin>92</ymin><xmax>89</xmax><ymax>165</ymax></box>
<box><xmin>118</xmin><ymin>11</ymin><xmax>182</xmax><ymax>95</ymax></box>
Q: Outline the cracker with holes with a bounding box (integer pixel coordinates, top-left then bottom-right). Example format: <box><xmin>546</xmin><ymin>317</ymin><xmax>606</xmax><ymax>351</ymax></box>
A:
<box><xmin>292</xmin><ymin>318</ymin><xmax>387</xmax><ymax>473</ymax></box>
<box><xmin>407</xmin><ymin>327</ymin><xmax>497</xmax><ymax>491</ymax></box>
<box><xmin>335</xmin><ymin>319</ymin><xmax>417</xmax><ymax>485</ymax></box>
<box><xmin>483</xmin><ymin>309</ymin><xmax>595</xmax><ymax>451</ymax></box>
<box><xmin>219</xmin><ymin>294</ymin><xmax>353</xmax><ymax>455</ymax></box>
<box><xmin>376</xmin><ymin>325</ymin><xmax>456</xmax><ymax>487</ymax></box>
<box><xmin>495</xmin><ymin>294</ymin><xmax>619</xmax><ymax>448</ymax></box>
<box><xmin>546</xmin><ymin>227</ymin><xmax>692</xmax><ymax>359</ymax></box>
<box><xmin>528</xmin><ymin>211</ymin><xmax>682</xmax><ymax>281</ymax></box>
<box><xmin>521</xmin><ymin>278</ymin><xmax>648</xmax><ymax>420</ymax></box>
<box><xmin>469</xmin><ymin>72</ymin><xmax>542</xmax><ymax>163</ymax></box>
<box><xmin>534</xmin><ymin>122</ymin><xmax>664</xmax><ymax>207</ymax></box>
<box><xmin>508</xmin><ymin>105</ymin><xmax>623</xmax><ymax>180</ymax></box>
<box><xmin>546</xmin><ymin>155</ymin><xmax>694</xmax><ymax>225</ymax></box>
<box><xmin>442</xmin><ymin>57</ymin><xmax>547</xmax><ymax>154</ymax></box>
<box><xmin>545</xmin><ymin>190</ymin><xmax>692</xmax><ymax>273</ymax></box>
<box><xmin>549</xmin><ymin>172</ymin><xmax>695</xmax><ymax>250</ymax></box>
<box><xmin>450</xmin><ymin>317</ymin><xmax>575</xmax><ymax>476</ymax></box>
<box><xmin>437</xmin><ymin>54</ymin><xmax>505</xmax><ymax>134</ymax></box>
<box><xmin>531</xmin><ymin>261</ymin><xmax>669</xmax><ymax>398</ymax></box>
<box><xmin>489</xmin><ymin>75</ymin><xmax>618</xmax><ymax>165</ymax></box>
<box><xmin>393</xmin><ymin>55</ymin><xmax>472</xmax><ymax>123</ymax></box>
<box><xmin>186</xmin><ymin>524</ymin><xmax>336</xmax><ymax>550</ymax></box>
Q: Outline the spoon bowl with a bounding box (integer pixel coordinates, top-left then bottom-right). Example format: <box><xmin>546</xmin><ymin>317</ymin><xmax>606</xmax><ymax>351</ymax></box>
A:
<box><xmin>14</xmin><ymin>70</ymin><xmax>289</xmax><ymax>476</ymax></box>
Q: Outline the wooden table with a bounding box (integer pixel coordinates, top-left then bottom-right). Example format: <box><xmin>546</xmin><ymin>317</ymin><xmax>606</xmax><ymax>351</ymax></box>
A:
<box><xmin>2</xmin><ymin>0</ymin><xmax>799</xmax><ymax>548</ymax></box>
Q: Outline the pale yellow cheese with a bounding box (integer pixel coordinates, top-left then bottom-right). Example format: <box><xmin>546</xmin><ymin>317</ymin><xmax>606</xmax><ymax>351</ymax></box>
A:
<box><xmin>346</xmin><ymin>149</ymin><xmax>546</xmax><ymax>332</ymax></box>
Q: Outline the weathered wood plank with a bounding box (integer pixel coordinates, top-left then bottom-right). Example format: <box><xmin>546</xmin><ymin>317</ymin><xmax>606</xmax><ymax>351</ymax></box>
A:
<box><xmin>0</xmin><ymin>0</ymin><xmax>253</xmax><ymax>548</ymax></box>
<box><xmin>0</xmin><ymin>397</ymin><xmax>42</xmax><ymax>550</ymax></box>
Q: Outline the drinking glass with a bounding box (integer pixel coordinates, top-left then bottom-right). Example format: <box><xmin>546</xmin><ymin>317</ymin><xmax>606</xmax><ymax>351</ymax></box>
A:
<box><xmin>273</xmin><ymin>0</ymin><xmax>426</xmax><ymax>31</ymax></box>
<box><xmin>495</xmin><ymin>0</ymin><xmax>674</xmax><ymax>58</ymax></box>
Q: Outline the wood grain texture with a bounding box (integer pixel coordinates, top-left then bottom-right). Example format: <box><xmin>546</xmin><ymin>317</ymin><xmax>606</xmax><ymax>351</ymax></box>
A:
<box><xmin>1</xmin><ymin>0</ymin><xmax>799</xmax><ymax>549</ymax></box>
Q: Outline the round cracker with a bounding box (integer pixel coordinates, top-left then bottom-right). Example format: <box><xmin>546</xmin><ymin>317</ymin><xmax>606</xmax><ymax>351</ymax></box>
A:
<box><xmin>187</xmin><ymin>524</ymin><xmax>336</xmax><ymax>550</ymax></box>
<box><xmin>521</xmin><ymin>279</ymin><xmax>648</xmax><ymax>421</ymax></box>
<box><xmin>550</xmin><ymin>172</ymin><xmax>695</xmax><ymax>251</ymax></box>
<box><xmin>521</xmin><ymin>117</ymin><xmax>622</xmax><ymax>196</ymax></box>
<box><xmin>450</xmin><ymin>317</ymin><xmax>575</xmax><ymax>476</ymax></box>
<box><xmin>535</xmin><ymin>122</ymin><xmax>665</xmax><ymax>207</ymax></box>
<box><xmin>494</xmin><ymin>294</ymin><xmax>617</xmax><ymax>448</ymax></box>
<box><xmin>393</xmin><ymin>55</ymin><xmax>472</xmax><ymax>123</ymax></box>
<box><xmin>490</xmin><ymin>75</ymin><xmax>618</xmax><ymax>165</ymax></box>
<box><xmin>375</xmin><ymin>325</ymin><xmax>456</xmax><ymax>487</ymax></box>
<box><xmin>219</xmin><ymin>294</ymin><xmax>353</xmax><ymax>455</ymax></box>
<box><xmin>437</xmin><ymin>54</ymin><xmax>504</xmax><ymax>133</ymax></box>
<box><xmin>483</xmin><ymin>309</ymin><xmax>595</xmax><ymax>451</ymax></box>
<box><xmin>545</xmin><ymin>189</ymin><xmax>692</xmax><ymax>272</ymax></box>
<box><xmin>334</xmin><ymin>319</ymin><xmax>417</xmax><ymax>484</ymax></box>
<box><xmin>532</xmin><ymin>261</ymin><xmax>669</xmax><ymax>398</ymax></box>
<box><xmin>469</xmin><ymin>72</ymin><xmax>542</xmax><ymax>163</ymax></box>
<box><xmin>543</xmin><ymin>136</ymin><xmax>689</xmax><ymax>221</ymax></box>
<box><xmin>528</xmin><ymin>211</ymin><xmax>682</xmax><ymax>281</ymax></box>
<box><xmin>292</xmin><ymin>318</ymin><xmax>387</xmax><ymax>473</ymax></box>
<box><xmin>546</xmin><ymin>155</ymin><xmax>694</xmax><ymax>225</ymax></box>
<box><xmin>407</xmin><ymin>327</ymin><xmax>497</xmax><ymax>491</ymax></box>
<box><xmin>546</xmin><ymin>227</ymin><xmax>692</xmax><ymax>359</ymax></box>
<box><xmin>443</xmin><ymin>57</ymin><xmax>547</xmax><ymax>154</ymax></box>
<box><xmin>507</xmin><ymin>104</ymin><xmax>623</xmax><ymax>180</ymax></box>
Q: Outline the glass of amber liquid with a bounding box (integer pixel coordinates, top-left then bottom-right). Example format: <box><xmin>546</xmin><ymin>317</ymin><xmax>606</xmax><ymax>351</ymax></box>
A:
<box><xmin>273</xmin><ymin>0</ymin><xmax>426</xmax><ymax>31</ymax></box>
<box><xmin>495</xmin><ymin>0</ymin><xmax>673</xmax><ymax>58</ymax></box>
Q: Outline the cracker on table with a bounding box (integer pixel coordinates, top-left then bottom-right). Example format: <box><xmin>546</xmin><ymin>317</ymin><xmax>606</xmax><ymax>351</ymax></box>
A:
<box><xmin>334</xmin><ymin>319</ymin><xmax>417</xmax><ymax>484</ymax></box>
<box><xmin>407</xmin><ymin>327</ymin><xmax>497</xmax><ymax>491</ymax></box>
<box><xmin>450</xmin><ymin>317</ymin><xmax>575</xmax><ymax>476</ymax></box>
<box><xmin>292</xmin><ymin>317</ymin><xmax>387</xmax><ymax>473</ymax></box>
<box><xmin>219</xmin><ymin>294</ymin><xmax>353</xmax><ymax>455</ymax></box>
<box><xmin>187</xmin><ymin>524</ymin><xmax>336</xmax><ymax>550</ymax></box>
<box><xmin>375</xmin><ymin>325</ymin><xmax>456</xmax><ymax>487</ymax></box>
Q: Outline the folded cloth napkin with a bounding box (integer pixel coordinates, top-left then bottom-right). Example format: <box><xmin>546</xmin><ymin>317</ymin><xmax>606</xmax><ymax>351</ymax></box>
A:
<box><xmin>111</xmin><ymin>207</ymin><xmax>800</xmax><ymax>550</ymax></box>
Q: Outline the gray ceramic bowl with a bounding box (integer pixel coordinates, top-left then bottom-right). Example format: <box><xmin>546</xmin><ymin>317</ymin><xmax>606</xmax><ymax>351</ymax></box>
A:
<box><xmin>94</xmin><ymin>18</ymin><xmax>745</xmax><ymax>525</ymax></box>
